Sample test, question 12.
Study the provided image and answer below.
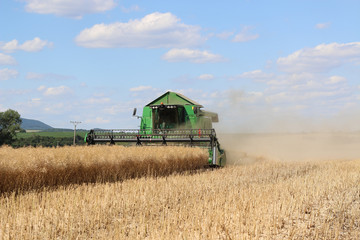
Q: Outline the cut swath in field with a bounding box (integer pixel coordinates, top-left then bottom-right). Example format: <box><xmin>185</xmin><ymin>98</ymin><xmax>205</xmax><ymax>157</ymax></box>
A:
<box><xmin>0</xmin><ymin>145</ymin><xmax>208</xmax><ymax>194</ymax></box>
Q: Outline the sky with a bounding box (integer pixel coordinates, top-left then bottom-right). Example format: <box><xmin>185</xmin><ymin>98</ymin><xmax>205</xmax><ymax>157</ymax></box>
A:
<box><xmin>0</xmin><ymin>0</ymin><xmax>359</xmax><ymax>133</ymax></box>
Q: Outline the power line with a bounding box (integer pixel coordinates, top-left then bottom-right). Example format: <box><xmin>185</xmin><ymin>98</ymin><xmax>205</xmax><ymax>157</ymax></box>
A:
<box><xmin>70</xmin><ymin>121</ymin><xmax>81</xmax><ymax>146</ymax></box>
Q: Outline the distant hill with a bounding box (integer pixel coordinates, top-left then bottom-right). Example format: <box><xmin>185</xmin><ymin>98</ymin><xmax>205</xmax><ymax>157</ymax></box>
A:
<box><xmin>21</xmin><ymin>118</ymin><xmax>54</xmax><ymax>130</ymax></box>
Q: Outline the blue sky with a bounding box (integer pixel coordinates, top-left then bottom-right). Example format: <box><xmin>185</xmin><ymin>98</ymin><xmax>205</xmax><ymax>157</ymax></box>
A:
<box><xmin>0</xmin><ymin>0</ymin><xmax>359</xmax><ymax>132</ymax></box>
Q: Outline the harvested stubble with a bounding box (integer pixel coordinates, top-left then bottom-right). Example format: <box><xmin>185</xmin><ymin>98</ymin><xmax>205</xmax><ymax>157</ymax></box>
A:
<box><xmin>0</xmin><ymin>159</ymin><xmax>359</xmax><ymax>239</ymax></box>
<box><xmin>0</xmin><ymin>145</ymin><xmax>208</xmax><ymax>194</ymax></box>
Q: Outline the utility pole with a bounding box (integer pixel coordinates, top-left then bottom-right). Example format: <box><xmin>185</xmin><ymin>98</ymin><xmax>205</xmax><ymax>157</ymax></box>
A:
<box><xmin>70</xmin><ymin>121</ymin><xmax>81</xmax><ymax>146</ymax></box>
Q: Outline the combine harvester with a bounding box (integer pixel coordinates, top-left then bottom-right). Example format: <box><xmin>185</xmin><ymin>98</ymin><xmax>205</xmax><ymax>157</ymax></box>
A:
<box><xmin>85</xmin><ymin>91</ymin><xmax>226</xmax><ymax>167</ymax></box>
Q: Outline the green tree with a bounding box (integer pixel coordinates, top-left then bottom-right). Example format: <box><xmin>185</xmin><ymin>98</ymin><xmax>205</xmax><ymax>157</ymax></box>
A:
<box><xmin>0</xmin><ymin>109</ymin><xmax>22</xmax><ymax>146</ymax></box>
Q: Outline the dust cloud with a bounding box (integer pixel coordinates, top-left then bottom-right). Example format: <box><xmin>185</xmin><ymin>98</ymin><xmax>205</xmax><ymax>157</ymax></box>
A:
<box><xmin>211</xmin><ymin>88</ymin><xmax>360</xmax><ymax>165</ymax></box>
<box><xmin>218</xmin><ymin>132</ymin><xmax>360</xmax><ymax>165</ymax></box>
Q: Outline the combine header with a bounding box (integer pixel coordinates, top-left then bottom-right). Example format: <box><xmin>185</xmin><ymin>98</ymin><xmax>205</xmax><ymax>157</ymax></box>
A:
<box><xmin>85</xmin><ymin>91</ymin><xmax>226</xmax><ymax>167</ymax></box>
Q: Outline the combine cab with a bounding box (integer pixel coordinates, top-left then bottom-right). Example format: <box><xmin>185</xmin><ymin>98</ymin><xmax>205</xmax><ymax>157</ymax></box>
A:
<box><xmin>85</xmin><ymin>91</ymin><xmax>226</xmax><ymax>167</ymax></box>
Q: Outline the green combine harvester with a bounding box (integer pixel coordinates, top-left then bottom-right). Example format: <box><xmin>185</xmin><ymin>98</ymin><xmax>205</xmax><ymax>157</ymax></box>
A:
<box><xmin>85</xmin><ymin>91</ymin><xmax>226</xmax><ymax>167</ymax></box>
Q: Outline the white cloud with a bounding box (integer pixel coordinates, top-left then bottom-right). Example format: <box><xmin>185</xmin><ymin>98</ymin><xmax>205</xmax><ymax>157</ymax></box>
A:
<box><xmin>214</xmin><ymin>86</ymin><xmax>360</xmax><ymax>132</ymax></box>
<box><xmin>0</xmin><ymin>53</ymin><xmax>17</xmax><ymax>65</ymax></box>
<box><xmin>38</xmin><ymin>85</ymin><xmax>72</xmax><ymax>96</ymax></box>
<box><xmin>85</xmin><ymin>117</ymin><xmax>110</xmax><ymax>124</ymax></box>
<box><xmin>198</xmin><ymin>74</ymin><xmax>214</xmax><ymax>80</ymax></box>
<box><xmin>232</xmin><ymin>26</ymin><xmax>259</xmax><ymax>42</ymax></box>
<box><xmin>0</xmin><ymin>68</ymin><xmax>18</xmax><ymax>80</ymax></box>
<box><xmin>121</xmin><ymin>5</ymin><xmax>140</xmax><ymax>13</ymax></box>
<box><xmin>222</xmin><ymin>69</ymin><xmax>354</xmax><ymax>115</ymax></box>
<box><xmin>231</xmin><ymin>69</ymin><xmax>274</xmax><ymax>81</ymax></box>
<box><xmin>290</xmin><ymin>80</ymin><xmax>320</xmax><ymax>90</ymax></box>
<box><xmin>266</xmin><ymin>73</ymin><xmax>320</xmax><ymax>89</ymax></box>
<box><xmin>216</xmin><ymin>31</ymin><xmax>234</xmax><ymax>40</ymax></box>
<box><xmin>26</xmin><ymin>72</ymin><xmax>44</xmax><ymax>80</ymax></box>
<box><xmin>326</xmin><ymin>76</ymin><xmax>346</xmax><ymax>84</ymax></box>
<box><xmin>85</xmin><ymin>97</ymin><xmax>111</xmax><ymax>104</ymax></box>
<box><xmin>265</xmin><ymin>81</ymin><xmax>350</xmax><ymax>105</ymax></box>
<box><xmin>24</xmin><ymin>0</ymin><xmax>116</xmax><ymax>18</ymax></box>
<box><xmin>26</xmin><ymin>72</ymin><xmax>72</xmax><ymax>81</ymax></box>
<box><xmin>37</xmin><ymin>85</ymin><xmax>46</xmax><ymax>91</ymax></box>
<box><xmin>44</xmin><ymin>103</ymin><xmax>66</xmax><ymax>114</ymax></box>
<box><xmin>103</xmin><ymin>103</ymin><xmax>133</xmax><ymax>115</ymax></box>
<box><xmin>277</xmin><ymin>42</ymin><xmax>360</xmax><ymax>73</ymax></box>
<box><xmin>315</xmin><ymin>22</ymin><xmax>331</xmax><ymax>29</ymax></box>
<box><xmin>222</xmin><ymin>69</ymin><xmax>355</xmax><ymax>117</ymax></box>
<box><xmin>31</xmin><ymin>98</ymin><xmax>41</xmax><ymax>103</ymax></box>
<box><xmin>130</xmin><ymin>86</ymin><xmax>155</xmax><ymax>92</ymax></box>
<box><xmin>162</xmin><ymin>48</ymin><xmax>225</xmax><ymax>63</ymax></box>
<box><xmin>75</xmin><ymin>12</ymin><xmax>205</xmax><ymax>48</ymax></box>
<box><xmin>0</xmin><ymin>38</ymin><xmax>52</xmax><ymax>53</ymax></box>
<box><xmin>264</xmin><ymin>72</ymin><xmax>352</xmax><ymax>100</ymax></box>
<box><xmin>265</xmin><ymin>90</ymin><xmax>342</xmax><ymax>104</ymax></box>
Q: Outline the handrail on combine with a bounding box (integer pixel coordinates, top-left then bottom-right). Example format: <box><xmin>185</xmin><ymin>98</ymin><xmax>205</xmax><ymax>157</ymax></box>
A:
<box><xmin>85</xmin><ymin>128</ymin><xmax>216</xmax><ymax>145</ymax></box>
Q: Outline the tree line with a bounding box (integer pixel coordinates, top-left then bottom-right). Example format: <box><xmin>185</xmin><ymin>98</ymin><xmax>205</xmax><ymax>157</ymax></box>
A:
<box><xmin>12</xmin><ymin>135</ymin><xmax>85</xmax><ymax>148</ymax></box>
<box><xmin>0</xmin><ymin>109</ymin><xmax>85</xmax><ymax>147</ymax></box>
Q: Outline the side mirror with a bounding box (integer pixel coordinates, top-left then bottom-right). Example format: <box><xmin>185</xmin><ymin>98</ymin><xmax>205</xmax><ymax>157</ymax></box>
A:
<box><xmin>193</xmin><ymin>107</ymin><xmax>198</xmax><ymax>114</ymax></box>
<box><xmin>132</xmin><ymin>108</ymin><xmax>142</xmax><ymax>119</ymax></box>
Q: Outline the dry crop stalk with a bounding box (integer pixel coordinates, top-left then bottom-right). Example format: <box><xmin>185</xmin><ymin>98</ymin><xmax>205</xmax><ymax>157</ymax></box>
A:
<box><xmin>0</xmin><ymin>145</ymin><xmax>208</xmax><ymax>194</ymax></box>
